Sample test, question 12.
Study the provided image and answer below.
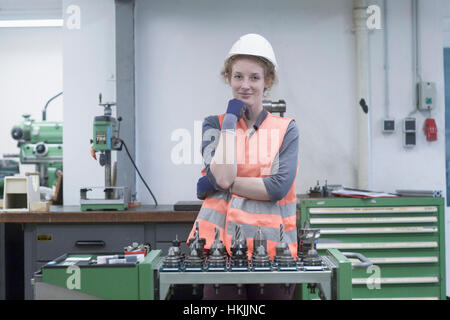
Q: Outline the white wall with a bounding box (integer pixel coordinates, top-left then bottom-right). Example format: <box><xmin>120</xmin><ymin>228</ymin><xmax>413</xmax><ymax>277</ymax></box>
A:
<box><xmin>62</xmin><ymin>0</ymin><xmax>116</xmax><ymax>205</ymax></box>
<box><xmin>443</xmin><ymin>0</ymin><xmax>450</xmax><ymax>47</ymax></box>
<box><xmin>135</xmin><ymin>0</ymin><xmax>358</xmax><ymax>204</ymax></box>
<box><xmin>369</xmin><ymin>0</ymin><xmax>446</xmax><ymax>194</ymax></box>
<box><xmin>0</xmin><ymin>27</ymin><xmax>63</xmax><ymax>172</ymax></box>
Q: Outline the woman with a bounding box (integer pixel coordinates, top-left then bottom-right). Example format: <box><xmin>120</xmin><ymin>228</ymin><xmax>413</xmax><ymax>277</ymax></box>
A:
<box><xmin>188</xmin><ymin>33</ymin><xmax>299</xmax><ymax>300</ymax></box>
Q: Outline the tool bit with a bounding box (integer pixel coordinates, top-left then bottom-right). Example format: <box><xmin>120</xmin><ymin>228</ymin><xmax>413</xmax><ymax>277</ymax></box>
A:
<box><xmin>275</xmin><ymin>224</ymin><xmax>296</xmax><ymax>268</ymax></box>
<box><xmin>185</xmin><ymin>243</ymin><xmax>204</xmax><ymax>267</ymax></box>
<box><xmin>188</xmin><ymin>222</ymin><xmax>206</xmax><ymax>259</ymax></box>
<box><xmin>162</xmin><ymin>234</ymin><xmax>184</xmax><ymax>268</ymax></box>
<box><xmin>298</xmin><ymin>227</ymin><xmax>321</xmax><ymax>266</ymax></box>
<box><xmin>230</xmin><ymin>224</ymin><xmax>248</xmax><ymax>268</ymax></box>
<box><xmin>279</xmin><ymin>224</ymin><xmax>285</xmax><ymax>242</ymax></box>
<box><xmin>162</xmin><ymin>246</ymin><xmax>183</xmax><ymax>269</ymax></box>
<box><xmin>253</xmin><ymin>227</ymin><xmax>266</xmax><ymax>250</ymax></box>
<box><xmin>208</xmin><ymin>247</ymin><xmax>227</xmax><ymax>268</ymax></box>
<box><xmin>210</xmin><ymin>227</ymin><xmax>226</xmax><ymax>257</ymax></box>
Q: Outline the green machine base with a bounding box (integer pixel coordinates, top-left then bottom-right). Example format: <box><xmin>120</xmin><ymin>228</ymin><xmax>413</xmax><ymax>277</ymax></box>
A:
<box><xmin>80</xmin><ymin>203</ymin><xmax>128</xmax><ymax>211</ymax></box>
<box><xmin>80</xmin><ymin>186</ymin><xmax>129</xmax><ymax>211</ymax></box>
<box><xmin>33</xmin><ymin>250</ymin><xmax>163</xmax><ymax>300</ymax></box>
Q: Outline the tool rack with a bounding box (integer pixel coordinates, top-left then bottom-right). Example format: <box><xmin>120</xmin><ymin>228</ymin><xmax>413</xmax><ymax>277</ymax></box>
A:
<box><xmin>158</xmin><ymin>248</ymin><xmax>354</xmax><ymax>300</ymax></box>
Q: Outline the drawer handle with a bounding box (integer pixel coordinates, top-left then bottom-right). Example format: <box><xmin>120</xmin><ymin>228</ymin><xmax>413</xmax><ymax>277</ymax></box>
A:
<box><xmin>342</xmin><ymin>252</ymin><xmax>373</xmax><ymax>269</ymax></box>
<box><xmin>75</xmin><ymin>240</ymin><xmax>106</xmax><ymax>247</ymax></box>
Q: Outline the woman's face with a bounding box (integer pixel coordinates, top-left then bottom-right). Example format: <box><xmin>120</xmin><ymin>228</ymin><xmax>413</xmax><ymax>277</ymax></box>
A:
<box><xmin>229</xmin><ymin>57</ymin><xmax>269</xmax><ymax>110</ymax></box>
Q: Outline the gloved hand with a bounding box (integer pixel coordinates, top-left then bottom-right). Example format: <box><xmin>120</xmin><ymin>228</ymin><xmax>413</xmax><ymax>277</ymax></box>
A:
<box><xmin>197</xmin><ymin>176</ymin><xmax>217</xmax><ymax>200</ymax></box>
<box><xmin>226</xmin><ymin>98</ymin><xmax>251</xmax><ymax>121</ymax></box>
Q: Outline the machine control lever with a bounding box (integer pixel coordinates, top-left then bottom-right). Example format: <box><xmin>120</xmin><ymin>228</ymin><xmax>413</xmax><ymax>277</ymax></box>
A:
<box><xmin>342</xmin><ymin>252</ymin><xmax>372</xmax><ymax>269</ymax></box>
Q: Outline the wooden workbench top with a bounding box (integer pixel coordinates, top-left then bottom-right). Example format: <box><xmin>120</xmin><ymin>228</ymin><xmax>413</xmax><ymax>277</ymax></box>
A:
<box><xmin>0</xmin><ymin>203</ymin><xmax>302</xmax><ymax>224</ymax></box>
<box><xmin>0</xmin><ymin>205</ymin><xmax>199</xmax><ymax>223</ymax></box>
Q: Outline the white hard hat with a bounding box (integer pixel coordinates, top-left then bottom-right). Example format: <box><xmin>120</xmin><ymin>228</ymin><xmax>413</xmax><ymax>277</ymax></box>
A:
<box><xmin>226</xmin><ymin>33</ymin><xmax>278</xmax><ymax>70</ymax></box>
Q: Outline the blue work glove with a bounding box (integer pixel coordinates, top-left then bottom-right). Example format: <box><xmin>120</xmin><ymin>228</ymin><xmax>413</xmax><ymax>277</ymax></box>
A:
<box><xmin>197</xmin><ymin>176</ymin><xmax>217</xmax><ymax>200</ymax></box>
<box><xmin>226</xmin><ymin>98</ymin><xmax>250</xmax><ymax>120</ymax></box>
<box><xmin>222</xmin><ymin>99</ymin><xmax>250</xmax><ymax>131</ymax></box>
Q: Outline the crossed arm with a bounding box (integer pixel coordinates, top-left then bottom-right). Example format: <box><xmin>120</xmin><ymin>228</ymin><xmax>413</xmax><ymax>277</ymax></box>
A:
<box><xmin>203</xmin><ymin>115</ymin><xmax>299</xmax><ymax>202</ymax></box>
<box><xmin>208</xmin><ymin>130</ymin><xmax>269</xmax><ymax>200</ymax></box>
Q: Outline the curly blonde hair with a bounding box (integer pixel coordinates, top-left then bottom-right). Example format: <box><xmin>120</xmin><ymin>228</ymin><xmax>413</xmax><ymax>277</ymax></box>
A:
<box><xmin>220</xmin><ymin>54</ymin><xmax>277</xmax><ymax>92</ymax></box>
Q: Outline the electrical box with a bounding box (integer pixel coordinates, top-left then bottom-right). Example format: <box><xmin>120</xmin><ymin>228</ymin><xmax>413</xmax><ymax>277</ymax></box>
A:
<box><xmin>418</xmin><ymin>81</ymin><xmax>436</xmax><ymax>111</ymax></box>
<box><xmin>383</xmin><ymin>119</ymin><xmax>395</xmax><ymax>133</ymax></box>
<box><xmin>403</xmin><ymin>117</ymin><xmax>416</xmax><ymax>148</ymax></box>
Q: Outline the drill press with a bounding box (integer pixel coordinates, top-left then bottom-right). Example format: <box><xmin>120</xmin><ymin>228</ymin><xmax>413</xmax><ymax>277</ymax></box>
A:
<box><xmin>80</xmin><ymin>94</ymin><xmax>128</xmax><ymax>211</ymax></box>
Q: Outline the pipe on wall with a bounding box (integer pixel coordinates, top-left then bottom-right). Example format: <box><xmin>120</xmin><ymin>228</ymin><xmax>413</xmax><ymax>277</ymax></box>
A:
<box><xmin>412</xmin><ymin>0</ymin><xmax>422</xmax><ymax>111</ymax></box>
<box><xmin>384</xmin><ymin>0</ymin><xmax>391</xmax><ymax>119</ymax></box>
<box><xmin>353</xmin><ymin>0</ymin><xmax>372</xmax><ymax>189</ymax></box>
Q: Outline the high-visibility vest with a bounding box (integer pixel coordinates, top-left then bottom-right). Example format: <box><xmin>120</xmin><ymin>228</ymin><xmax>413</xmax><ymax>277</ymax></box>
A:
<box><xmin>188</xmin><ymin>112</ymin><xmax>298</xmax><ymax>260</ymax></box>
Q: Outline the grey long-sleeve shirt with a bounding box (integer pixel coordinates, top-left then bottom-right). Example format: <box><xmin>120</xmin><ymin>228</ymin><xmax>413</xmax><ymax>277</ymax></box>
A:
<box><xmin>201</xmin><ymin>110</ymin><xmax>299</xmax><ymax>202</ymax></box>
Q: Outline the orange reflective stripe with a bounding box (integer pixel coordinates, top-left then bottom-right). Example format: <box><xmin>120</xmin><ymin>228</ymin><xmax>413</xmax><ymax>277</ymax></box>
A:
<box><xmin>282</xmin><ymin>215</ymin><xmax>297</xmax><ymax>232</ymax></box>
<box><xmin>223</xmin><ymin>232</ymin><xmax>233</xmax><ymax>256</ymax></box>
<box><xmin>288</xmin><ymin>243</ymin><xmax>298</xmax><ymax>260</ymax></box>
<box><xmin>227</xmin><ymin>208</ymin><xmax>282</xmax><ymax>229</ymax></box>
<box><xmin>278</xmin><ymin>190</ymin><xmax>297</xmax><ymax>206</ymax></box>
<box><xmin>202</xmin><ymin>196</ymin><xmax>228</xmax><ymax>214</ymax></box>
<box><xmin>266</xmin><ymin>240</ymin><xmax>278</xmax><ymax>260</ymax></box>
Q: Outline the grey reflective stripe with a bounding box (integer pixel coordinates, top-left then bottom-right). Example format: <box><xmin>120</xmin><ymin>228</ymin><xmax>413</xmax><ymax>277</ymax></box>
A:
<box><xmin>197</xmin><ymin>207</ymin><xmax>226</xmax><ymax>228</ymax></box>
<box><xmin>210</xmin><ymin>191</ymin><xmax>232</xmax><ymax>203</ymax></box>
<box><xmin>230</xmin><ymin>197</ymin><xmax>296</xmax><ymax>219</ymax></box>
<box><xmin>226</xmin><ymin>222</ymin><xmax>297</xmax><ymax>244</ymax></box>
<box><xmin>280</xmin><ymin>202</ymin><xmax>297</xmax><ymax>219</ymax></box>
<box><xmin>285</xmin><ymin>228</ymin><xmax>297</xmax><ymax>244</ymax></box>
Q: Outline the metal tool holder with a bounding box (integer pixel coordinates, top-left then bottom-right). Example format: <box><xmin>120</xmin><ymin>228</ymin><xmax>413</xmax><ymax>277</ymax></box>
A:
<box><xmin>158</xmin><ymin>224</ymin><xmax>357</xmax><ymax>300</ymax></box>
<box><xmin>158</xmin><ymin>250</ymin><xmax>350</xmax><ymax>300</ymax></box>
<box><xmin>263</xmin><ymin>99</ymin><xmax>286</xmax><ymax>117</ymax></box>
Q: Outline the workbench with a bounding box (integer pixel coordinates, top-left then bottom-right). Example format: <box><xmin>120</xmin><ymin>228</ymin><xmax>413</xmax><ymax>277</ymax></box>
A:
<box><xmin>0</xmin><ymin>205</ymin><xmax>199</xmax><ymax>300</ymax></box>
<box><xmin>6</xmin><ymin>196</ymin><xmax>443</xmax><ymax>300</ymax></box>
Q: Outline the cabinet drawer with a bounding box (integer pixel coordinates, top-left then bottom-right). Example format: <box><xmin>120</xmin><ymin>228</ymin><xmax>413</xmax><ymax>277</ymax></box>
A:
<box><xmin>34</xmin><ymin>224</ymin><xmax>144</xmax><ymax>261</ymax></box>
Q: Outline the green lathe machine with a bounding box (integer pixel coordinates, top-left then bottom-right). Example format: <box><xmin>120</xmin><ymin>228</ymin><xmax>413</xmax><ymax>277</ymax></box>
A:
<box><xmin>80</xmin><ymin>93</ymin><xmax>128</xmax><ymax>211</ymax></box>
<box><xmin>4</xmin><ymin>92</ymin><xmax>63</xmax><ymax>189</ymax></box>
